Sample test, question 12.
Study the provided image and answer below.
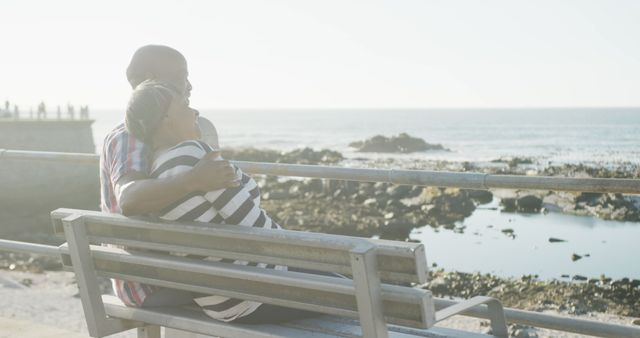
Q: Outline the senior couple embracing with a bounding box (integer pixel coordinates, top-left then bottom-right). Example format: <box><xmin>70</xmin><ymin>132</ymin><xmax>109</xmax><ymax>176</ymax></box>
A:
<box><xmin>100</xmin><ymin>45</ymin><xmax>331</xmax><ymax>324</ymax></box>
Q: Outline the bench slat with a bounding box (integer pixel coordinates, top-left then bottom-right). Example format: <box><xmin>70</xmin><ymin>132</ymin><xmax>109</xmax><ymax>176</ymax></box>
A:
<box><xmin>51</xmin><ymin>208</ymin><xmax>428</xmax><ymax>284</ymax></box>
<box><xmin>60</xmin><ymin>244</ymin><xmax>432</xmax><ymax>328</ymax></box>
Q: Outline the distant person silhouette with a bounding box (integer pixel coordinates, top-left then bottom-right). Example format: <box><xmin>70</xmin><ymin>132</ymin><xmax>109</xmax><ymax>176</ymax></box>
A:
<box><xmin>37</xmin><ymin>101</ymin><xmax>46</xmax><ymax>119</ymax></box>
<box><xmin>67</xmin><ymin>104</ymin><xmax>75</xmax><ymax>119</ymax></box>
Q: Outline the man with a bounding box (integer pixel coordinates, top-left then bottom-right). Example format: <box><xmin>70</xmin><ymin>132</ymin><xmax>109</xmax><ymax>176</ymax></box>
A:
<box><xmin>100</xmin><ymin>45</ymin><xmax>238</xmax><ymax>307</ymax></box>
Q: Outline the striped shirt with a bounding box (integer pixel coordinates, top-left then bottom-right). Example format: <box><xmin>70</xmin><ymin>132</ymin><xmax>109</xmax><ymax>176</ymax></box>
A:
<box><xmin>99</xmin><ymin>122</ymin><xmax>159</xmax><ymax>307</ymax></box>
<box><xmin>150</xmin><ymin>140</ymin><xmax>286</xmax><ymax>322</ymax></box>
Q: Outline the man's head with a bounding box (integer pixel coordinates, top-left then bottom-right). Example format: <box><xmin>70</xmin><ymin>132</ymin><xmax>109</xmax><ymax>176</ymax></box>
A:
<box><xmin>126</xmin><ymin>45</ymin><xmax>192</xmax><ymax>99</ymax></box>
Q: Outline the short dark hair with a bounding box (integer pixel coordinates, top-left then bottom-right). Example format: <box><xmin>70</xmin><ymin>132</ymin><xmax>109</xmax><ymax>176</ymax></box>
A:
<box><xmin>125</xmin><ymin>80</ymin><xmax>178</xmax><ymax>145</ymax></box>
<box><xmin>126</xmin><ymin>45</ymin><xmax>186</xmax><ymax>88</ymax></box>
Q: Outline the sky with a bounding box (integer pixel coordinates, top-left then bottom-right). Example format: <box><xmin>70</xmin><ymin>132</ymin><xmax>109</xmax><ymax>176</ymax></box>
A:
<box><xmin>1</xmin><ymin>0</ymin><xmax>639</xmax><ymax>110</ymax></box>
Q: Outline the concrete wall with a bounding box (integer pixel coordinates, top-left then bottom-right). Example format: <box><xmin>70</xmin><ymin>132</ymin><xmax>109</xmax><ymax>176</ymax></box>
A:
<box><xmin>0</xmin><ymin>120</ymin><xmax>98</xmax><ymax>244</ymax></box>
<box><xmin>0</xmin><ymin>120</ymin><xmax>95</xmax><ymax>153</ymax></box>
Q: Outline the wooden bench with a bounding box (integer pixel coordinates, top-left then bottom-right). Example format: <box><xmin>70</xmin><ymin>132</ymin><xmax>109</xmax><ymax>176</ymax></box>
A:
<box><xmin>51</xmin><ymin>208</ymin><xmax>508</xmax><ymax>338</ymax></box>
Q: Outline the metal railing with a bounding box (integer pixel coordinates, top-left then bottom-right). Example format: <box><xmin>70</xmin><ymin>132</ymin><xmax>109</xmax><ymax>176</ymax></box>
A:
<box><xmin>2</xmin><ymin>148</ymin><xmax>640</xmax><ymax>194</ymax></box>
<box><xmin>2</xmin><ymin>148</ymin><xmax>640</xmax><ymax>337</ymax></box>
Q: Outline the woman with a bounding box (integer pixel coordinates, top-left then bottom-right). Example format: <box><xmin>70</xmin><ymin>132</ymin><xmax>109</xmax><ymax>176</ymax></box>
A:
<box><xmin>125</xmin><ymin>80</ymin><xmax>321</xmax><ymax>323</ymax></box>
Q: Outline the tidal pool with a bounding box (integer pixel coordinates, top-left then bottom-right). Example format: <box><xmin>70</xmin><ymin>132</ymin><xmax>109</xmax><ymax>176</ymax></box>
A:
<box><xmin>410</xmin><ymin>199</ymin><xmax>640</xmax><ymax>280</ymax></box>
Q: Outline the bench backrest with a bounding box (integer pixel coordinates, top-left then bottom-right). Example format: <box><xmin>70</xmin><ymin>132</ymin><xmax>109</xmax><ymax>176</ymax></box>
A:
<box><xmin>51</xmin><ymin>208</ymin><xmax>435</xmax><ymax>338</ymax></box>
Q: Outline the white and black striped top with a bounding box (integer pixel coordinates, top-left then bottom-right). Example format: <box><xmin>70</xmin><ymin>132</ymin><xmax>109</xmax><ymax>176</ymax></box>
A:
<box><xmin>151</xmin><ymin>140</ymin><xmax>286</xmax><ymax>322</ymax></box>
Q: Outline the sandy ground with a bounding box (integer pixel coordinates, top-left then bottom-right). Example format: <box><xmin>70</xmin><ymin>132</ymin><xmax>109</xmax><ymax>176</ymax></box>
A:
<box><xmin>0</xmin><ymin>269</ymin><xmax>637</xmax><ymax>338</ymax></box>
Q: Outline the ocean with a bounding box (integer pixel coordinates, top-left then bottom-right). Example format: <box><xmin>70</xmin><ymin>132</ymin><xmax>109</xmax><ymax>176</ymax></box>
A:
<box><xmin>93</xmin><ymin>107</ymin><xmax>640</xmax><ymax>167</ymax></box>
<box><xmin>90</xmin><ymin>107</ymin><xmax>640</xmax><ymax>279</ymax></box>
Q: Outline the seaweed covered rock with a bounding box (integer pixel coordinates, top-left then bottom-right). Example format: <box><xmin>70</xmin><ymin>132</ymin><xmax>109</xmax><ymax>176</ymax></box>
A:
<box><xmin>426</xmin><ymin>270</ymin><xmax>640</xmax><ymax>318</ymax></box>
<box><xmin>500</xmin><ymin>195</ymin><xmax>543</xmax><ymax>213</ymax></box>
<box><xmin>419</xmin><ymin>187</ymin><xmax>477</xmax><ymax>225</ymax></box>
<box><xmin>517</xmin><ymin>195</ymin><xmax>543</xmax><ymax>213</ymax></box>
<box><xmin>279</xmin><ymin>148</ymin><xmax>343</xmax><ymax>164</ymax></box>
<box><xmin>349</xmin><ymin>133</ymin><xmax>448</xmax><ymax>153</ymax></box>
<box><xmin>491</xmin><ymin>157</ymin><xmax>535</xmax><ymax>168</ymax></box>
<box><xmin>222</xmin><ymin>147</ymin><xmax>343</xmax><ymax>165</ymax></box>
<box><xmin>257</xmin><ymin>178</ymin><xmax>479</xmax><ymax>240</ymax></box>
<box><xmin>573</xmin><ymin>192</ymin><xmax>640</xmax><ymax>221</ymax></box>
<box><xmin>465</xmin><ymin>189</ymin><xmax>494</xmax><ymax>204</ymax></box>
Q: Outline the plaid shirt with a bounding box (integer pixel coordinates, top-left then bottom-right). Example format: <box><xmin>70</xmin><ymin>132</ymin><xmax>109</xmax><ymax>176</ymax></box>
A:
<box><xmin>99</xmin><ymin>122</ymin><xmax>158</xmax><ymax>306</ymax></box>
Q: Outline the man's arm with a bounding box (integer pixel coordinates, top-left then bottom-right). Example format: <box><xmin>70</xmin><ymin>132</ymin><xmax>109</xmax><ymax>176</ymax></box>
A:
<box><xmin>117</xmin><ymin>151</ymin><xmax>239</xmax><ymax>216</ymax></box>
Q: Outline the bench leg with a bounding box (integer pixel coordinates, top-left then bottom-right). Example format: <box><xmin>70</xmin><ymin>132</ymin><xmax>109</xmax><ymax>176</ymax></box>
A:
<box><xmin>350</xmin><ymin>244</ymin><xmax>389</xmax><ymax>338</ymax></box>
<box><xmin>137</xmin><ymin>325</ymin><xmax>161</xmax><ymax>338</ymax></box>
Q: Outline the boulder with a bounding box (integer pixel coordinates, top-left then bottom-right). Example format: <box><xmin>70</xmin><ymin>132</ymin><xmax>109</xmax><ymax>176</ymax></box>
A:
<box><xmin>465</xmin><ymin>189</ymin><xmax>493</xmax><ymax>204</ymax></box>
<box><xmin>501</xmin><ymin>198</ymin><xmax>517</xmax><ymax>212</ymax></box>
<box><xmin>517</xmin><ymin>195</ymin><xmax>543</xmax><ymax>213</ymax></box>
<box><xmin>386</xmin><ymin>185</ymin><xmax>414</xmax><ymax>198</ymax></box>
<box><xmin>349</xmin><ymin>133</ymin><xmax>449</xmax><ymax>153</ymax></box>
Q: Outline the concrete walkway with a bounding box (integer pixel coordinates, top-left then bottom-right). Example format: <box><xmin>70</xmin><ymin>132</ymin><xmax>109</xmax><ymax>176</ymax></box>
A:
<box><xmin>0</xmin><ymin>317</ymin><xmax>91</xmax><ymax>338</ymax></box>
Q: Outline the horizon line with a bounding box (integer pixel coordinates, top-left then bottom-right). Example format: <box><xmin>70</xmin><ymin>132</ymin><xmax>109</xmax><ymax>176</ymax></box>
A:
<box><xmin>87</xmin><ymin>105</ymin><xmax>640</xmax><ymax>111</ymax></box>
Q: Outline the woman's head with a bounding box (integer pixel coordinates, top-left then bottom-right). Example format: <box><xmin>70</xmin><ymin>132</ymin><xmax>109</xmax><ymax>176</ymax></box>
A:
<box><xmin>126</xmin><ymin>80</ymin><xmax>200</xmax><ymax>149</ymax></box>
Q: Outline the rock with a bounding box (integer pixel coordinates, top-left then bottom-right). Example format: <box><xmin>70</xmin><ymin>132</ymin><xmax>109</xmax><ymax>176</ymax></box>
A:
<box><xmin>303</xmin><ymin>179</ymin><xmax>324</xmax><ymax>193</ymax></box>
<box><xmin>332</xmin><ymin>189</ymin><xmax>344</xmax><ymax>198</ymax></box>
<box><xmin>262</xmin><ymin>190</ymin><xmax>289</xmax><ymax>200</ymax></box>
<box><xmin>511</xmin><ymin>324</ymin><xmax>538</xmax><ymax>338</ymax></box>
<box><xmin>549</xmin><ymin>237</ymin><xmax>567</xmax><ymax>243</ymax></box>
<box><xmin>280</xmin><ymin>147</ymin><xmax>344</xmax><ymax>164</ymax></box>
<box><xmin>349</xmin><ymin>133</ymin><xmax>449</xmax><ymax>153</ymax></box>
<box><xmin>633</xmin><ymin>318</ymin><xmax>640</xmax><ymax>326</ymax></box>
<box><xmin>465</xmin><ymin>189</ymin><xmax>493</xmax><ymax>204</ymax></box>
<box><xmin>222</xmin><ymin>147</ymin><xmax>343</xmax><ymax>165</ymax></box>
<box><xmin>422</xmin><ymin>188</ymin><xmax>477</xmax><ymax>226</ymax></box>
<box><xmin>363</xmin><ymin>198</ymin><xmax>377</xmax><ymax>208</ymax></box>
<box><xmin>380</xmin><ymin>221</ymin><xmax>414</xmax><ymax>240</ymax></box>
<box><xmin>501</xmin><ymin>228</ymin><xmax>516</xmax><ymax>239</ymax></box>
<box><xmin>501</xmin><ymin>198</ymin><xmax>517</xmax><ymax>212</ymax></box>
<box><xmin>573</xmin><ymin>192</ymin><xmax>640</xmax><ymax>222</ymax></box>
<box><xmin>491</xmin><ymin>157</ymin><xmax>534</xmax><ymax>167</ymax></box>
<box><xmin>571</xmin><ymin>254</ymin><xmax>582</xmax><ymax>262</ymax></box>
<box><xmin>517</xmin><ymin>195</ymin><xmax>543</xmax><ymax>213</ymax></box>
<box><xmin>386</xmin><ymin>185</ymin><xmax>413</xmax><ymax>198</ymax></box>
<box><xmin>288</xmin><ymin>185</ymin><xmax>301</xmax><ymax>197</ymax></box>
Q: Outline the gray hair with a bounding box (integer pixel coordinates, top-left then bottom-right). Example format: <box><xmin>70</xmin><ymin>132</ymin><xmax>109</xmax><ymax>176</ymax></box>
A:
<box><xmin>125</xmin><ymin>80</ymin><xmax>179</xmax><ymax>145</ymax></box>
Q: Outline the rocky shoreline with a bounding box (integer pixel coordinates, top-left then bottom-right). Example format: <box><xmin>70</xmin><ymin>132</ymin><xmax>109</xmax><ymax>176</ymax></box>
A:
<box><xmin>221</xmin><ymin>147</ymin><xmax>640</xmax><ymax>229</ymax></box>
<box><xmin>427</xmin><ymin>269</ymin><xmax>640</xmax><ymax>320</ymax></box>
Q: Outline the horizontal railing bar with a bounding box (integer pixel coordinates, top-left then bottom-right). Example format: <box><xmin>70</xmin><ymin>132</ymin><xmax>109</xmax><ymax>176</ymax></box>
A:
<box><xmin>0</xmin><ymin>239</ymin><xmax>59</xmax><ymax>257</ymax></box>
<box><xmin>0</xmin><ymin>149</ymin><xmax>98</xmax><ymax>165</ymax></box>
<box><xmin>435</xmin><ymin>298</ymin><xmax>640</xmax><ymax>338</ymax></box>
<box><xmin>3</xmin><ymin>149</ymin><xmax>640</xmax><ymax>194</ymax></box>
<box><xmin>236</xmin><ymin>161</ymin><xmax>640</xmax><ymax>194</ymax></box>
